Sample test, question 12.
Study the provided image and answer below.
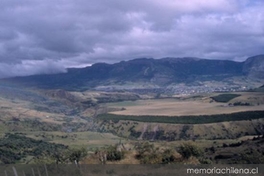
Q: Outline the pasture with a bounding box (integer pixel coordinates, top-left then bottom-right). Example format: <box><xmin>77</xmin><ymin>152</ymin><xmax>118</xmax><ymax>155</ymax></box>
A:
<box><xmin>24</xmin><ymin>131</ymin><xmax>124</xmax><ymax>149</ymax></box>
<box><xmin>107</xmin><ymin>92</ymin><xmax>264</xmax><ymax>116</ymax></box>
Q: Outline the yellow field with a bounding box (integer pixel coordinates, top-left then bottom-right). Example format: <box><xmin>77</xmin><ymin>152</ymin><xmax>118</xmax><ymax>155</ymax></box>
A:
<box><xmin>108</xmin><ymin>92</ymin><xmax>264</xmax><ymax>116</ymax></box>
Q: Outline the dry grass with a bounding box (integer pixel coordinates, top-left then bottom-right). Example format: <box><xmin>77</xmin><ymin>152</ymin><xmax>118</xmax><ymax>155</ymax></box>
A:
<box><xmin>0</xmin><ymin>96</ymin><xmax>68</xmax><ymax>125</ymax></box>
<box><xmin>108</xmin><ymin>92</ymin><xmax>264</xmax><ymax>116</ymax></box>
<box><xmin>25</xmin><ymin>131</ymin><xmax>124</xmax><ymax>148</ymax></box>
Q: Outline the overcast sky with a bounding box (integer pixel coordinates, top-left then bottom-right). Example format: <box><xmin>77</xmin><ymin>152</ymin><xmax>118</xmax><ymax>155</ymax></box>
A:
<box><xmin>0</xmin><ymin>0</ymin><xmax>264</xmax><ymax>78</ymax></box>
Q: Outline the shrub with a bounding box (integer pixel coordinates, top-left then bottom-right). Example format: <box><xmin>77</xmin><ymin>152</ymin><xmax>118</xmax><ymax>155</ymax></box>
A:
<box><xmin>177</xmin><ymin>142</ymin><xmax>203</xmax><ymax>159</ymax></box>
<box><xmin>161</xmin><ymin>149</ymin><xmax>176</xmax><ymax>164</ymax></box>
<box><xmin>135</xmin><ymin>142</ymin><xmax>161</xmax><ymax>164</ymax></box>
<box><xmin>67</xmin><ymin>147</ymin><xmax>87</xmax><ymax>164</ymax></box>
<box><xmin>106</xmin><ymin>145</ymin><xmax>125</xmax><ymax>161</ymax></box>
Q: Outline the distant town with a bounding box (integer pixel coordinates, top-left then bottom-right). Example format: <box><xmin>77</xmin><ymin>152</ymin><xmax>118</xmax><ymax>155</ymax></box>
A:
<box><xmin>94</xmin><ymin>84</ymin><xmax>252</xmax><ymax>96</ymax></box>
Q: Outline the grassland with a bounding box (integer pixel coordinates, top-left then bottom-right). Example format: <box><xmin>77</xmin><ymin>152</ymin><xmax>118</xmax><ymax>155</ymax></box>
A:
<box><xmin>107</xmin><ymin>92</ymin><xmax>264</xmax><ymax>116</ymax></box>
<box><xmin>24</xmin><ymin>131</ymin><xmax>124</xmax><ymax>149</ymax></box>
<box><xmin>0</xmin><ymin>87</ymin><xmax>127</xmax><ymax>151</ymax></box>
<box><xmin>97</xmin><ymin>92</ymin><xmax>264</xmax><ymax>142</ymax></box>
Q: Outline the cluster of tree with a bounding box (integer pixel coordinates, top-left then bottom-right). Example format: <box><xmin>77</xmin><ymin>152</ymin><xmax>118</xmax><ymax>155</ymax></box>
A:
<box><xmin>94</xmin><ymin>144</ymin><xmax>125</xmax><ymax>164</ymax></box>
<box><xmin>240</xmin><ymin>148</ymin><xmax>264</xmax><ymax>164</ymax></box>
<box><xmin>0</xmin><ymin>133</ymin><xmax>68</xmax><ymax>164</ymax></box>
<box><xmin>133</xmin><ymin>141</ymin><xmax>209</xmax><ymax>164</ymax></box>
<box><xmin>98</xmin><ymin>111</ymin><xmax>264</xmax><ymax>124</ymax></box>
<box><xmin>91</xmin><ymin>142</ymin><xmax>207</xmax><ymax>164</ymax></box>
<box><xmin>134</xmin><ymin>142</ymin><xmax>178</xmax><ymax>164</ymax></box>
<box><xmin>222</xmin><ymin>141</ymin><xmax>244</xmax><ymax>148</ymax></box>
<box><xmin>213</xmin><ymin>148</ymin><xmax>264</xmax><ymax>164</ymax></box>
<box><xmin>4</xmin><ymin>119</ymin><xmax>62</xmax><ymax>132</ymax></box>
<box><xmin>34</xmin><ymin>147</ymin><xmax>88</xmax><ymax>166</ymax></box>
<box><xmin>0</xmin><ymin>133</ymin><xmax>89</xmax><ymax>165</ymax></box>
<box><xmin>210</xmin><ymin>94</ymin><xmax>241</xmax><ymax>103</ymax></box>
<box><xmin>232</xmin><ymin>102</ymin><xmax>251</xmax><ymax>106</ymax></box>
<box><xmin>177</xmin><ymin>142</ymin><xmax>203</xmax><ymax>159</ymax></box>
<box><xmin>105</xmin><ymin>145</ymin><xmax>125</xmax><ymax>161</ymax></box>
<box><xmin>212</xmin><ymin>135</ymin><xmax>264</xmax><ymax>164</ymax></box>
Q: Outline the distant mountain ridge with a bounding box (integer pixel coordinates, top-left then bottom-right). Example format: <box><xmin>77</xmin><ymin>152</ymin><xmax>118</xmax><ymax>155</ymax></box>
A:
<box><xmin>2</xmin><ymin>55</ymin><xmax>264</xmax><ymax>91</ymax></box>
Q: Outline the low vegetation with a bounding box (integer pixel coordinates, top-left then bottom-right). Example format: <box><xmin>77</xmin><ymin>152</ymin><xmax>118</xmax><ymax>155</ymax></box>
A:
<box><xmin>178</xmin><ymin>142</ymin><xmax>203</xmax><ymax>160</ymax></box>
<box><xmin>0</xmin><ymin>133</ymin><xmax>68</xmax><ymax>164</ymax></box>
<box><xmin>134</xmin><ymin>142</ymin><xmax>178</xmax><ymax>164</ymax></box>
<box><xmin>97</xmin><ymin>110</ymin><xmax>264</xmax><ymax>124</ymax></box>
<box><xmin>1</xmin><ymin>132</ymin><xmax>264</xmax><ymax>166</ymax></box>
<box><xmin>205</xmin><ymin>135</ymin><xmax>264</xmax><ymax>164</ymax></box>
<box><xmin>1</xmin><ymin>84</ymin><xmax>264</xmax><ymax>167</ymax></box>
<box><xmin>210</xmin><ymin>93</ymin><xmax>241</xmax><ymax>102</ymax></box>
<box><xmin>104</xmin><ymin>145</ymin><xmax>125</xmax><ymax>162</ymax></box>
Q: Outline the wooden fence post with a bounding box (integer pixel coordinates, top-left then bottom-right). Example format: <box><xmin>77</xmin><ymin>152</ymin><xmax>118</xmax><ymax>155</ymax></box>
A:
<box><xmin>32</xmin><ymin>168</ymin><xmax>35</xmax><ymax>176</ymax></box>
<box><xmin>12</xmin><ymin>167</ymin><xmax>18</xmax><ymax>176</ymax></box>
<box><xmin>44</xmin><ymin>165</ymin><xmax>49</xmax><ymax>176</ymax></box>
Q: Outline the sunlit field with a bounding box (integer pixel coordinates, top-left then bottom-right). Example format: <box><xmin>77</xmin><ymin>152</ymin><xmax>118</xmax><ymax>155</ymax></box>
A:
<box><xmin>107</xmin><ymin>92</ymin><xmax>264</xmax><ymax>116</ymax></box>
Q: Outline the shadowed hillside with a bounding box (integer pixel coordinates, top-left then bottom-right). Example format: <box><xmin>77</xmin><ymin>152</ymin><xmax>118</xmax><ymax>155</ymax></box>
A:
<box><xmin>4</xmin><ymin>56</ymin><xmax>264</xmax><ymax>91</ymax></box>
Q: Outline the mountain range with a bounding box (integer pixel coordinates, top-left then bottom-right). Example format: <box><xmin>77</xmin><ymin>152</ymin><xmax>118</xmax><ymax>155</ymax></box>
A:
<box><xmin>2</xmin><ymin>55</ymin><xmax>264</xmax><ymax>91</ymax></box>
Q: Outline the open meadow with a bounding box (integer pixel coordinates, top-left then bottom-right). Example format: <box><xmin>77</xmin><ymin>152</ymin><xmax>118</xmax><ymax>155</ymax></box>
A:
<box><xmin>107</xmin><ymin>92</ymin><xmax>264</xmax><ymax>116</ymax></box>
<box><xmin>24</xmin><ymin>131</ymin><xmax>125</xmax><ymax>149</ymax></box>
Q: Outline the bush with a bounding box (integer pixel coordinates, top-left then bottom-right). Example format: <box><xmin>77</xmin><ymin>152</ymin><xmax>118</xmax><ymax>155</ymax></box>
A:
<box><xmin>135</xmin><ymin>142</ymin><xmax>176</xmax><ymax>164</ymax></box>
<box><xmin>106</xmin><ymin>145</ymin><xmax>125</xmax><ymax>161</ymax></box>
<box><xmin>177</xmin><ymin>142</ymin><xmax>203</xmax><ymax>159</ymax></box>
<box><xmin>67</xmin><ymin>147</ymin><xmax>87</xmax><ymax>164</ymax></box>
<box><xmin>161</xmin><ymin>149</ymin><xmax>176</xmax><ymax>164</ymax></box>
<box><xmin>233</xmin><ymin>102</ymin><xmax>250</xmax><ymax>106</ymax></box>
<box><xmin>135</xmin><ymin>142</ymin><xmax>154</xmax><ymax>159</ymax></box>
<box><xmin>135</xmin><ymin>142</ymin><xmax>160</xmax><ymax>164</ymax></box>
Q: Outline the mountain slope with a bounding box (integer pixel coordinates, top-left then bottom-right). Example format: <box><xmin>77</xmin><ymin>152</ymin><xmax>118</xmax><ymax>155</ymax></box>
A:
<box><xmin>243</xmin><ymin>55</ymin><xmax>264</xmax><ymax>78</ymax></box>
<box><xmin>2</xmin><ymin>55</ymin><xmax>264</xmax><ymax>91</ymax></box>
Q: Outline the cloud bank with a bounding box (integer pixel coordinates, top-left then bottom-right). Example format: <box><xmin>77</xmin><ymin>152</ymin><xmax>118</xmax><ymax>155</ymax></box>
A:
<box><xmin>0</xmin><ymin>0</ymin><xmax>264</xmax><ymax>77</ymax></box>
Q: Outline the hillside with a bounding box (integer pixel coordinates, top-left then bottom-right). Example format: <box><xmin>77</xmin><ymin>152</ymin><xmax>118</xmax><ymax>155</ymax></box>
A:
<box><xmin>3</xmin><ymin>55</ymin><xmax>264</xmax><ymax>91</ymax></box>
<box><xmin>205</xmin><ymin>135</ymin><xmax>264</xmax><ymax>164</ymax></box>
<box><xmin>1</xmin><ymin>78</ymin><xmax>264</xmax><ymax>165</ymax></box>
<box><xmin>243</xmin><ymin>55</ymin><xmax>264</xmax><ymax>79</ymax></box>
<box><xmin>250</xmin><ymin>84</ymin><xmax>264</xmax><ymax>92</ymax></box>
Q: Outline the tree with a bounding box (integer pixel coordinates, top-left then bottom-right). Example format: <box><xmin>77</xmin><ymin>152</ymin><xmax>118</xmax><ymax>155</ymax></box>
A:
<box><xmin>67</xmin><ymin>147</ymin><xmax>87</xmax><ymax>165</ymax></box>
<box><xmin>135</xmin><ymin>142</ymin><xmax>154</xmax><ymax>158</ymax></box>
<box><xmin>106</xmin><ymin>145</ymin><xmax>125</xmax><ymax>161</ymax></box>
<box><xmin>177</xmin><ymin>142</ymin><xmax>203</xmax><ymax>159</ymax></box>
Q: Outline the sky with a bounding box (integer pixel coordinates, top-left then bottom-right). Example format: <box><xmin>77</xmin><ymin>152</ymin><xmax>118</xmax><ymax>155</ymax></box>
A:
<box><xmin>0</xmin><ymin>0</ymin><xmax>264</xmax><ymax>78</ymax></box>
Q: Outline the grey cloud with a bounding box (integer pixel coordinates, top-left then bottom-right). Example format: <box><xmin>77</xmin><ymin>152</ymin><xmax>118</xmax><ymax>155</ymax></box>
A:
<box><xmin>0</xmin><ymin>0</ymin><xmax>264</xmax><ymax>77</ymax></box>
<box><xmin>0</xmin><ymin>59</ymin><xmax>66</xmax><ymax>78</ymax></box>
